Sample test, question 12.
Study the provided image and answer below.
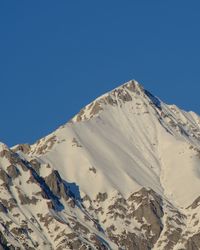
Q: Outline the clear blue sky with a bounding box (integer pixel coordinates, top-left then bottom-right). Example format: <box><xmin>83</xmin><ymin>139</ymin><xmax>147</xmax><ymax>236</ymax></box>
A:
<box><xmin>1</xmin><ymin>1</ymin><xmax>200</xmax><ymax>146</ymax></box>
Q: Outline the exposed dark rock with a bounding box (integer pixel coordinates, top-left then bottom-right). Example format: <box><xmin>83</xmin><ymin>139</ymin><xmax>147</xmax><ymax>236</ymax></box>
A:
<box><xmin>26</xmin><ymin>172</ymin><xmax>38</xmax><ymax>184</ymax></box>
<box><xmin>184</xmin><ymin>233</ymin><xmax>200</xmax><ymax>250</ymax></box>
<box><xmin>72</xmin><ymin>221</ymin><xmax>90</xmax><ymax>235</ymax></box>
<box><xmin>0</xmin><ymin>202</ymin><xmax>8</xmax><ymax>213</ymax></box>
<box><xmin>83</xmin><ymin>194</ymin><xmax>92</xmax><ymax>202</ymax></box>
<box><xmin>115</xmin><ymin>88</ymin><xmax>133</xmax><ymax>103</ymax></box>
<box><xmin>7</xmin><ymin>165</ymin><xmax>20</xmax><ymax>179</ymax></box>
<box><xmin>89</xmin><ymin>166</ymin><xmax>97</xmax><ymax>173</ymax></box>
<box><xmin>104</xmin><ymin>95</ymin><xmax>117</xmax><ymax>106</ymax></box>
<box><xmin>89</xmin><ymin>102</ymin><xmax>103</xmax><ymax>117</ymax></box>
<box><xmin>0</xmin><ymin>231</ymin><xmax>16</xmax><ymax>250</ymax></box>
<box><xmin>44</xmin><ymin>170</ymin><xmax>69</xmax><ymax>200</ymax></box>
<box><xmin>12</xmin><ymin>144</ymin><xmax>30</xmax><ymax>154</ymax></box>
<box><xmin>33</xmin><ymin>135</ymin><xmax>57</xmax><ymax>155</ymax></box>
<box><xmin>0</xmin><ymin>169</ymin><xmax>11</xmax><ymax>186</ymax></box>
<box><xmin>76</xmin><ymin>108</ymin><xmax>85</xmax><ymax>122</ymax></box>
<box><xmin>107</xmin><ymin>196</ymin><xmax>128</xmax><ymax>218</ymax></box>
<box><xmin>96</xmin><ymin>192</ymin><xmax>108</xmax><ymax>202</ymax></box>
<box><xmin>10</xmin><ymin>227</ymin><xmax>26</xmax><ymax>235</ymax></box>
<box><xmin>72</xmin><ymin>138</ymin><xmax>82</xmax><ymax>147</ymax></box>
<box><xmin>47</xmin><ymin>200</ymin><xmax>55</xmax><ymax>209</ymax></box>
<box><xmin>160</xmin><ymin>227</ymin><xmax>182</xmax><ymax>250</ymax></box>
<box><xmin>128</xmin><ymin>188</ymin><xmax>164</xmax><ymax>246</ymax></box>
<box><xmin>0</xmin><ymin>198</ymin><xmax>17</xmax><ymax>210</ymax></box>
<box><xmin>17</xmin><ymin>161</ymin><xmax>29</xmax><ymax>172</ymax></box>
<box><xmin>108</xmin><ymin>231</ymin><xmax>151</xmax><ymax>250</ymax></box>
<box><xmin>105</xmin><ymin>188</ymin><xmax>165</xmax><ymax>249</ymax></box>
<box><xmin>29</xmin><ymin>159</ymin><xmax>41</xmax><ymax>174</ymax></box>
<box><xmin>187</xmin><ymin>196</ymin><xmax>200</xmax><ymax>209</ymax></box>
<box><xmin>0</xmin><ymin>149</ymin><xmax>12</xmax><ymax>159</ymax></box>
<box><xmin>16</xmin><ymin>187</ymin><xmax>38</xmax><ymax>205</ymax></box>
<box><xmin>126</xmin><ymin>80</ymin><xmax>143</xmax><ymax>93</ymax></box>
<box><xmin>37</xmin><ymin>213</ymin><xmax>54</xmax><ymax>228</ymax></box>
<box><xmin>90</xmin><ymin>234</ymin><xmax>109</xmax><ymax>250</ymax></box>
<box><xmin>36</xmin><ymin>189</ymin><xmax>49</xmax><ymax>199</ymax></box>
<box><xmin>121</xmin><ymin>232</ymin><xmax>151</xmax><ymax>250</ymax></box>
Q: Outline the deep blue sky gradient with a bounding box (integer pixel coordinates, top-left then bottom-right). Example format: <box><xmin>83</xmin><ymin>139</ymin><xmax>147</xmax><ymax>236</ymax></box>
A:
<box><xmin>1</xmin><ymin>1</ymin><xmax>200</xmax><ymax>146</ymax></box>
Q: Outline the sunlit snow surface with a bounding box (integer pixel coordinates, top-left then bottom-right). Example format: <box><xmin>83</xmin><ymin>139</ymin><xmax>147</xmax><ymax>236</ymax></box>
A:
<box><xmin>29</xmin><ymin>80</ymin><xmax>200</xmax><ymax>208</ymax></box>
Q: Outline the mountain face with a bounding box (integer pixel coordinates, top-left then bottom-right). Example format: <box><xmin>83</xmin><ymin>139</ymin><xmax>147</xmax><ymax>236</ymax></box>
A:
<box><xmin>1</xmin><ymin>80</ymin><xmax>200</xmax><ymax>250</ymax></box>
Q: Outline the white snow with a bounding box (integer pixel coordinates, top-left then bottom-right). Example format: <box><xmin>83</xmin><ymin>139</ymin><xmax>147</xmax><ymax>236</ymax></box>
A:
<box><xmin>28</xmin><ymin>80</ymin><xmax>200</xmax><ymax>208</ymax></box>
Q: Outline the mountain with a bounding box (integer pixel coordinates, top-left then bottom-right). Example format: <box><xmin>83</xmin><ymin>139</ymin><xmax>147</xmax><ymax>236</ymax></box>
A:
<box><xmin>1</xmin><ymin>80</ymin><xmax>200</xmax><ymax>249</ymax></box>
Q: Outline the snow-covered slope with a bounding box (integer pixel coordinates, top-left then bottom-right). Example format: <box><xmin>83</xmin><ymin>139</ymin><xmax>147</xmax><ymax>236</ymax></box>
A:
<box><xmin>28</xmin><ymin>80</ymin><xmax>200</xmax><ymax>207</ymax></box>
<box><xmin>1</xmin><ymin>80</ymin><xmax>200</xmax><ymax>249</ymax></box>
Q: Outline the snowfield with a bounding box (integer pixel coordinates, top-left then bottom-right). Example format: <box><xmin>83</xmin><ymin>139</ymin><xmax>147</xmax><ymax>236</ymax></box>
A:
<box><xmin>30</xmin><ymin>80</ymin><xmax>200</xmax><ymax>207</ymax></box>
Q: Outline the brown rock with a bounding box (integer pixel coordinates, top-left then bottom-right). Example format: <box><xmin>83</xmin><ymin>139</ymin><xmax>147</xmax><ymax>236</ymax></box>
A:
<box><xmin>7</xmin><ymin>165</ymin><xmax>20</xmax><ymax>179</ymax></box>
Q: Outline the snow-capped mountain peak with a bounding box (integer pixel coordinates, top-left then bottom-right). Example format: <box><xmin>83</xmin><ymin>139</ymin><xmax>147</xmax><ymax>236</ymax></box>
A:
<box><xmin>1</xmin><ymin>80</ymin><xmax>200</xmax><ymax>249</ymax></box>
<box><xmin>71</xmin><ymin>80</ymin><xmax>155</xmax><ymax>123</ymax></box>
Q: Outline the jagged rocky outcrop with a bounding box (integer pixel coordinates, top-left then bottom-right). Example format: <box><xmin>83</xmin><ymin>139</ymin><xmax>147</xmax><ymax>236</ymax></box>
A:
<box><xmin>0</xmin><ymin>142</ymin><xmax>200</xmax><ymax>249</ymax></box>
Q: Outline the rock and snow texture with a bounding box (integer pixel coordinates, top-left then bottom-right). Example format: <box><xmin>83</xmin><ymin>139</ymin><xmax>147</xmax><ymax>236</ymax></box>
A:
<box><xmin>1</xmin><ymin>80</ymin><xmax>200</xmax><ymax>249</ymax></box>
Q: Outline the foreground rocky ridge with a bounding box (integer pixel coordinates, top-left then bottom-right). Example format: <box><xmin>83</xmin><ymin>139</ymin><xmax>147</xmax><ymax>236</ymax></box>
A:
<box><xmin>1</xmin><ymin>80</ymin><xmax>200</xmax><ymax>249</ymax></box>
<box><xmin>0</xmin><ymin>144</ymin><xmax>110</xmax><ymax>249</ymax></box>
<box><xmin>1</xmin><ymin>144</ymin><xmax>200</xmax><ymax>250</ymax></box>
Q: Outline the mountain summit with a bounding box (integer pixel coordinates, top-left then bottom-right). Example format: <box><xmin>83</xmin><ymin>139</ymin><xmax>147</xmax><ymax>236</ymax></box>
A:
<box><xmin>71</xmin><ymin>80</ymin><xmax>144</xmax><ymax>122</ymax></box>
<box><xmin>1</xmin><ymin>80</ymin><xmax>200</xmax><ymax>249</ymax></box>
